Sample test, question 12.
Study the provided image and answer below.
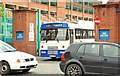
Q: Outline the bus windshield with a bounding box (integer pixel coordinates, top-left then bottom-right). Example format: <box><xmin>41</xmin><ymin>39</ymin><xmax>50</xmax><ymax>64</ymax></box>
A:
<box><xmin>41</xmin><ymin>28</ymin><xmax>68</xmax><ymax>41</ymax></box>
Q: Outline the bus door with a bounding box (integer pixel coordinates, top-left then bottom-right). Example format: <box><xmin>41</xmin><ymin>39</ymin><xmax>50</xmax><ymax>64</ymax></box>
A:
<box><xmin>69</xmin><ymin>29</ymin><xmax>74</xmax><ymax>44</ymax></box>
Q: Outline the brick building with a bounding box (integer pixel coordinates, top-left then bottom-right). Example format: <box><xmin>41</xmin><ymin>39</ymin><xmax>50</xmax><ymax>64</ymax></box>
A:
<box><xmin>0</xmin><ymin>0</ymin><xmax>101</xmax><ymax>23</ymax></box>
<box><xmin>0</xmin><ymin>0</ymin><xmax>101</xmax><ymax>43</ymax></box>
<box><xmin>94</xmin><ymin>2</ymin><xmax>120</xmax><ymax>43</ymax></box>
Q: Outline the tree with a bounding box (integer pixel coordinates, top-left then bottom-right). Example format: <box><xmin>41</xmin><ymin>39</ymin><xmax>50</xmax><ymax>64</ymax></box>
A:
<box><xmin>0</xmin><ymin>3</ymin><xmax>4</xmax><ymax>20</ymax></box>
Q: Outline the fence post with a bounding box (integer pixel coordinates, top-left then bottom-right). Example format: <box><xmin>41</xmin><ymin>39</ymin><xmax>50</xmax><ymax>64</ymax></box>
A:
<box><xmin>36</xmin><ymin>9</ymin><xmax>41</xmax><ymax>56</ymax></box>
<box><xmin>3</xmin><ymin>7</ymin><xmax>6</xmax><ymax>42</ymax></box>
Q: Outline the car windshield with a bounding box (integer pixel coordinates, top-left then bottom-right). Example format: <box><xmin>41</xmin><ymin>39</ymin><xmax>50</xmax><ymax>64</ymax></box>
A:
<box><xmin>0</xmin><ymin>41</ymin><xmax>16</xmax><ymax>52</ymax></box>
<box><xmin>41</xmin><ymin>28</ymin><xmax>68</xmax><ymax>41</ymax></box>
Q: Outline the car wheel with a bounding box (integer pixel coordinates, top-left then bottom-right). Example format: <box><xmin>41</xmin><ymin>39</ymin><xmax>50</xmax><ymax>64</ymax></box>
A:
<box><xmin>65</xmin><ymin>64</ymin><xmax>83</xmax><ymax>76</ymax></box>
<box><xmin>1</xmin><ymin>62</ymin><xmax>10</xmax><ymax>75</ymax></box>
<box><xmin>22</xmin><ymin>69</ymin><xmax>30</xmax><ymax>73</ymax></box>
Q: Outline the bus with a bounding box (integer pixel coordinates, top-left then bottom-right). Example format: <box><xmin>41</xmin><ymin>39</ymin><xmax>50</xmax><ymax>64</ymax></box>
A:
<box><xmin>40</xmin><ymin>21</ymin><xmax>94</xmax><ymax>59</ymax></box>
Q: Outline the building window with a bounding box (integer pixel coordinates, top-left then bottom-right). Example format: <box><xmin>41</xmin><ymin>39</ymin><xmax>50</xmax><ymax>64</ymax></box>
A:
<box><xmin>73</xmin><ymin>6</ymin><xmax>77</xmax><ymax>11</ymax></box>
<box><xmin>79</xmin><ymin>1</ymin><xmax>82</xmax><ymax>4</ymax></box>
<box><xmin>89</xmin><ymin>2</ymin><xmax>93</xmax><ymax>6</ymax></box>
<box><xmin>73</xmin><ymin>15</ymin><xmax>77</xmax><ymax>20</ymax></box>
<box><xmin>84</xmin><ymin>2</ymin><xmax>88</xmax><ymax>5</ymax></box>
<box><xmin>89</xmin><ymin>10</ymin><xmax>93</xmax><ymax>14</ymax></box>
<box><xmin>41</xmin><ymin>10</ymin><xmax>48</xmax><ymax>16</ymax></box>
<box><xmin>78</xmin><ymin>8</ymin><xmax>83</xmax><ymax>12</ymax></box>
<box><xmin>78</xmin><ymin>17</ymin><xmax>83</xmax><ymax>20</ymax></box>
<box><xmin>31</xmin><ymin>0</ymin><xmax>40</xmax><ymax>3</ymax></box>
<box><xmin>50</xmin><ymin>12</ymin><xmax>56</xmax><ymax>17</ymax></box>
<box><xmin>50</xmin><ymin>2</ymin><xmax>57</xmax><ymax>6</ymax></box>
<box><xmin>89</xmin><ymin>18</ymin><xmax>93</xmax><ymax>21</ymax></box>
<box><xmin>66</xmin><ymin>4</ymin><xmax>71</xmax><ymax>10</ymax></box>
<box><xmin>84</xmin><ymin>17</ymin><xmax>88</xmax><ymax>21</ymax></box>
<box><xmin>66</xmin><ymin>14</ymin><xmax>71</xmax><ymax>19</ymax></box>
<box><xmin>19</xmin><ymin>6</ymin><xmax>28</xmax><ymax>10</ymax></box>
<box><xmin>41</xmin><ymin>0</ymin><xmax>49</xmax><ymax>5</ymax></box>
<box><xmin>84</xmin><ymin>9</ymin><xmax>89</xmax><ymax>13</ymax></box>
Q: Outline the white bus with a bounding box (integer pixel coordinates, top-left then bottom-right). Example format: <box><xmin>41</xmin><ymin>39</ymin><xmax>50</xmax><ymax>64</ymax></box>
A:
<box><xmin>40</xmin><ymin>21</ymin><xmax>94</xmax><ymax>59</ymax></box>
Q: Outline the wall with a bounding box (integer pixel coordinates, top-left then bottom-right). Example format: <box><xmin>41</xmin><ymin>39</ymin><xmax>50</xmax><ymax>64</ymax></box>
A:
<box><xmin>94</xmin><ymin>3</ymin><xmax>120</xmax><ymax>43</ymax></box>
<box><xmin>13</xmin><ymin>10</ymin><xmax>37</xmax><ymax>55</ymax></box>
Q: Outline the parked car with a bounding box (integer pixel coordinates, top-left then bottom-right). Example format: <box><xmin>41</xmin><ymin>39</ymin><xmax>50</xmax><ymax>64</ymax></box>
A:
<box><xmin>0</xmin><ymin>40</ymin><xmax>38</xmax><ymax>74</ymax></box>
<box><xmin>59</xmin><ymin>42</ymin><xmax>120</xmax><ymax>76</ymax></box>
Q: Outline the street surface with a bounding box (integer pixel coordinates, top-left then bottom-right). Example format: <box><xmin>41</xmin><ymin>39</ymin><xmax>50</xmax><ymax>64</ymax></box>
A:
<box><xmin>5</xmin><ymin>57</ymin><xmax>118</xmax><ymax>76</ymax></box>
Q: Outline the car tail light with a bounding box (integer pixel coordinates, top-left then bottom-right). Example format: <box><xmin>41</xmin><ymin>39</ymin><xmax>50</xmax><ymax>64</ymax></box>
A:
<box><xmin>61</xmin><ymin>53</ymin><xmax>66</xmax><ymax>61</ymax></box>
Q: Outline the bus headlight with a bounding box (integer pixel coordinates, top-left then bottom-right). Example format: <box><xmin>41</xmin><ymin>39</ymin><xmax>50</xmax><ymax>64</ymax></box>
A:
<box><xmin>41</xmin><ymin>51</ymin><xmax>46</xmax><ymax>54</ymax></box>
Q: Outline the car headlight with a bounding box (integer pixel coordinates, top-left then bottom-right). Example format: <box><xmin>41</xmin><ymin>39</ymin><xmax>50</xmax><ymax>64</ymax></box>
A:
<box><xmin>16</xmin><ymin>59</ymin><xmax>25</xmax><ymax>63</ymax></box>
<box><xmin>16</xmin><ymin>59</ymin><xmax>21</xmax><ymax>63</ymax></box>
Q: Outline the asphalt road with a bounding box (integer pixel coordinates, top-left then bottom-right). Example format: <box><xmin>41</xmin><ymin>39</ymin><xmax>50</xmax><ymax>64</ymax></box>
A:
<box><xmin>6</xmin><ymin>57</ymin><xmax>118</xmax><ymax>76</ymax></box>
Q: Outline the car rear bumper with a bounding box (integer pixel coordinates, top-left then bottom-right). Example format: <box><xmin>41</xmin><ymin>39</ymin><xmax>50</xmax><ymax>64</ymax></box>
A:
<box><xmin>59</xmin><ymin>62</ymin><xmax>66</xmax><ymax>73</ymax></box>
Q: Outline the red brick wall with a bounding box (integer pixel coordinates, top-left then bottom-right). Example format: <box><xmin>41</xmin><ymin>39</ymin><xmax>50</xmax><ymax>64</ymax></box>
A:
<box><xmin>118</xmin><ymin>13</ymin><xmax>120</xmax><ymax>43</ymax></box>
<box><xmin>94</xmin><ymin>4</ymin><xmax>120</xmax><ymax>43</ymax></box>
<box><xmin>13</xmin><ymin>10</ymin><xmax>37</xmax><ymax>55</ymax></box>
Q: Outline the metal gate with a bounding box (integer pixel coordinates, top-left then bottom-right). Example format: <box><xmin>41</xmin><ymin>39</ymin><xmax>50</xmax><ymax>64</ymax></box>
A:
<box><xmin>0</xmin><ymin>7</ymin><xmax>13</xmax><ymax>43</ymax></box>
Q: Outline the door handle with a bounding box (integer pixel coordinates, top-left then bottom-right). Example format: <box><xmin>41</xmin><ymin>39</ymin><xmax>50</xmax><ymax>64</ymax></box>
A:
<box><xmin>102</xmin><ymin>58</ymin><xmax>107</xmax><ymax>61</ymax></box>
<box><xmin>80</xmin><ymin>57</ymin><xmax>83</xmax><ymax>58</ymax></box>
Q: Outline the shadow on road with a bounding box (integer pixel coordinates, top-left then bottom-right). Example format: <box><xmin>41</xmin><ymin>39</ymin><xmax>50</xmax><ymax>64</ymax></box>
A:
<box><xmin>2</xmin><ymin>71</ymin><xmax>33</xmax><ymax>76</ymax></box>
<box><xmin>39</xmin><ymin>57</ymin><xmax>61</xmax><ymax>62</ymax></box>
<box><xmin>3</xmin><ymin>71</ymin><xmax>118</xmax><ymax>76</ymax></box>
<box><xmin>43</xmin><ymin>58</ymin><xmax>61</xmax><ymax>61</ymax></box>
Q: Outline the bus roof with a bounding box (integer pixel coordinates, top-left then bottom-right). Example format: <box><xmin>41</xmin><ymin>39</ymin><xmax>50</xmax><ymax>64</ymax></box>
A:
<box><xmin>77</xmin><ymin>20</ymin><xmax>94</xmax><ymax>30</ymax></box>
<box><xmin>41</xmin><ymin>21</ymin><xmax>94</xmax><ymax>30</ymax></box>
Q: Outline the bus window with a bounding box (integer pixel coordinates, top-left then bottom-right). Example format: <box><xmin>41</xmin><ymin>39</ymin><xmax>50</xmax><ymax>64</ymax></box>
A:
<box><xmin>66</xmin><ymin>29</ymin><xmax>69</xmax><ymax>40</ymax></box>
<box><xmin>69</xmin><ymin>29</ymin><xmax>74</xmax><ymax>44</ymax></box>
<box><xmin>75</xmin><ymin>29</ymin><xmax>80</xmax><ymax>39</ymax></box>
<box><xmin>83</xmin><ymin>30</ymin><xmax>88</xmax><ymax>39</ymax></box>
<box><xmin>41</xmin><ymin>28</ymin><xmax>68</xmax><ymax>41</ymax></box>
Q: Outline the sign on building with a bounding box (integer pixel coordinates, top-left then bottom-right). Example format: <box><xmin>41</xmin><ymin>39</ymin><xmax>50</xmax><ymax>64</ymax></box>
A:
<box><xmin>99</xmin><ymin>29</ymin><xmax>110</xmax><ymax>40</ymax></box>
<box><xmin>16</xmin><ymin>31</ymin><xmax>24</xmax><ymax>41</ymax></box>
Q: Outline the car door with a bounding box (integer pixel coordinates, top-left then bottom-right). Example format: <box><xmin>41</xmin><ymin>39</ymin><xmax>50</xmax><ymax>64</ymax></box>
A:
<box><xmin>102</xmin><ymin>44</ymin><xmax>120</xmax><ymax>75</ymax></box>
<box><xmin>77</xmin><ymin>43</ymin><xmax>102</xmax><ymax>73</ymax></box>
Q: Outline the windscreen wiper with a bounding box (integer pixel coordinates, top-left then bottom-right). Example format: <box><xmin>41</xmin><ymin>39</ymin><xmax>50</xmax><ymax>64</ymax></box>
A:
<box><xmin>5</xmin><ymin>50</ymin><xmax>13</xmax><ymax>52</ymax></box>
<box><xmin>5</xmin><ymin>50</ymin><xmax>16</xmax><ymax>52</ymax></box>
<box><xmin>56</xmin><ymin>39</ymin><xmax>59</xmax><ymax>43</ymax></box>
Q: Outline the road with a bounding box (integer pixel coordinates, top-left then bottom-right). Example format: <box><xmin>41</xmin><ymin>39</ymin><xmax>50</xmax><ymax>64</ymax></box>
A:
<box><xmin>7</xmin><ymin>57</ymin><xmax>117</xmax><ymax>76</ymax></box>
<box><xmin>30</xmin><ymin>57</ymin><xmax>63</xmax><ymax>74</ymax></box>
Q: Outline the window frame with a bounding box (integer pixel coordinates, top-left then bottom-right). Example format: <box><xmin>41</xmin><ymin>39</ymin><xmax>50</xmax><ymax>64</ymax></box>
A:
<box><xmin>102</xmin><ymin>44</ymin><xmax>119</xmax><ymax>58</ymax></box>
<box><xmin>75</xmin><ymin>29</ymin><xmax>94</xmax><ymax>39</ymax></box>
<box><xmin>84</xmin><ymin>44</ymin><xmax>100</xmax><ymax>57</ymax></box>
<box><xmin>77</xmin><ymin>44</ymin><xmax>85</xmax><ymax>55</ymax></box>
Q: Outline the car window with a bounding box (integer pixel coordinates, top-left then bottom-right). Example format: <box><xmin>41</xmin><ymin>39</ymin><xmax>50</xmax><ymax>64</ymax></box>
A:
<box><xmin>0</xmin><ymin>45</ymin><xmax>7</xmax><ymax>52</ymax></box>
<box><xmin>85</xmin><ymin>44</ymin><xmax>99</xmax><ymax>56</ymax></box>
<box><xmin>103</xmin><ymin>45</ymin><xmax>119</xmax><ymax>57</ymax></box>
<box><xmin>77</xmin><ymin>44</ymin><xmax>85</xmax><ymax>55</ymax></box>
<box><xmin>0</xmin><ymin>42</ymin><xmax>16</xmax><ymax>51</ymax></box>
<box><xmin>0</xmin><ymin>47</ymin><xmax>4</xmax><ymax>53</ymax></box>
